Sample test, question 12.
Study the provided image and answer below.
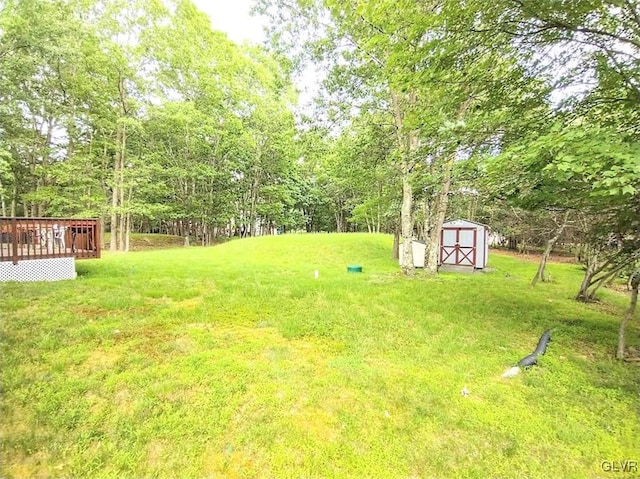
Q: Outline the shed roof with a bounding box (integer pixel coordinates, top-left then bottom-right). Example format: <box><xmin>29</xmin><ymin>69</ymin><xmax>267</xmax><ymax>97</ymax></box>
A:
<box><xmin>442</xmin><ymin>218</ymin><xmax>489</xmax><ymax>229</ymax></box>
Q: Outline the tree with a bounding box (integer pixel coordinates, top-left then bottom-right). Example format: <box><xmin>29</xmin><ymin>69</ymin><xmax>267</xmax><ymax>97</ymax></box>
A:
<box><xmin>618</xmin><ymin>268</ymin><xmax>640</xmax><ymax>360</ymax></box>
<box><xmin>258</xmin><ymin>0</ymin><xmax>553</xmax><ymax>275</ymax></box>
<box><xmin>0</xmin><ymin>0</ymin><xmax>104</xmax><ymax>217</ymax></box>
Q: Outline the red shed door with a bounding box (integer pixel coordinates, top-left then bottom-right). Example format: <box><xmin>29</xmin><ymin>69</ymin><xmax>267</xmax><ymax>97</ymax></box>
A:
<box><xmin>440</xmin><ymin>227</ymin><xmax>477</xmax><ymax>266</ymax></box>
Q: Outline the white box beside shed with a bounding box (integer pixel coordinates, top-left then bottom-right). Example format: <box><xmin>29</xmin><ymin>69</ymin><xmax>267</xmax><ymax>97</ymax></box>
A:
<box><xmin>398</xmin><ymin>240</ymin><xmax>426</xmax><ymax>268</ymax></box>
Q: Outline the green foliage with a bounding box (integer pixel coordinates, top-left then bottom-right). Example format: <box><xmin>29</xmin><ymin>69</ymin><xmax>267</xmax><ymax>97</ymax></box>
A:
<box><xmin>488</xmin><ymin>121</ymin><xmax>640</xmax><ymax>209</ymax></box>
<box><xmin>0</xmin><ymin>0</ymin><xmax>302</xmax><ymax>242</ymax></box>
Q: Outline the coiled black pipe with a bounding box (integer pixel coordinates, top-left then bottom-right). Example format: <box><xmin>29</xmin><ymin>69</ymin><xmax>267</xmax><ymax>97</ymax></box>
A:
<box><xmin>517</xmin><ymin>329</ymin><xmax>552</xmax><ymax>367</ymax></box>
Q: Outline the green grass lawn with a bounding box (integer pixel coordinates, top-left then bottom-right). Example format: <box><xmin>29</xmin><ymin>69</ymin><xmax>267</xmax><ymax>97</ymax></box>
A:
<box><xmin>1</xmin><ymin>233</ymin><xmax>638</xmax><ymax>479</ymax></box>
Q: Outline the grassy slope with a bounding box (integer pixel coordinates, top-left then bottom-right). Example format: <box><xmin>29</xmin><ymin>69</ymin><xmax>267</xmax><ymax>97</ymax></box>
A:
<box><xmin>103</xmin><ymin>233</ymin><xmax>186</xmax><ymax>251</ymax></box>
<box><xmin>1</xmin><ymin>233</ymin><xmax>638</xmax><ymax>479</ymax></box>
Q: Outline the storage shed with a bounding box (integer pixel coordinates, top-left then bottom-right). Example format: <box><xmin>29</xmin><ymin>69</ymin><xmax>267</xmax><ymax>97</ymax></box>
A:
<box><xmin>440</xmin><ymin>219</ymin><xmax>489</xmax><ymax>269</ymax></box>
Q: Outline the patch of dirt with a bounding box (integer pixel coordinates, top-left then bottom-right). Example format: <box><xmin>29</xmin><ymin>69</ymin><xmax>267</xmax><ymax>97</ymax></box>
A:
<box><xmin>72</xmin><ymin>306</ymin><xmax>113</xmax><ymax>320</ymax></box>
<box><xmin>604</xmin><ymin>283</ymin><xmax>632</xmax><ymax>295</ymax></box>
<box><xmin>104</xmin><ymin>234</ymin><xmax>228</xmax><ymax>252</ymax></box>
<box><xmin>81</xmin><ymin>349</ymin><xmax>122</xmax><ymax>372</ymax></box>
<box><xmin>105</xmin><ymin>235</ymin><xmax>184</xmax><ymax>251</ymax></box>
<box><xmin>114</xmin><ymin>387</ymin><xmax>137</xmax><ymax>414</ymax></box>
<box><xmin>1</xmin><ymin>450</ymin><xmax>53</xmax><ymax>479</ymax></box>
<box><xmin>289</xmin><ymin>406</ymin><xmax>340</xmax><ymax>443</ymax></box>
<box><xmin>624</xmin><ymin>347</ymin><xmax>640</xmax><ymax>363</ymax></box>
<box><xmin>172</xmin><ymin>297</ymin><xmax>203</xmax><ymax>310</ymax></box>
<box><xmin>492</xmin><ymin>248</ymin><xmax>577</xmax><ymax>264</ymax></box>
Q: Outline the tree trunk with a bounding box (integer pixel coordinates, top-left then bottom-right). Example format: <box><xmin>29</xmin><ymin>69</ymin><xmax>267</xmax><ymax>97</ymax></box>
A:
<box><xmin>376</xmin><ymin>190</ymin><xmax>381</xmax><ymax>233</ymax></box>
<box><xmin>391</xmin><ymin>89</ymin><xmax>416</xmax><ymax>276</ymax></box>
<box><xmin>124</xmin><ymin>211</ymin><xmax>131</xmax><ymax>252</ymax></box>
<box><xmin>124</xmin><ymin>186</ymin><xmax>132</xmax><ymax>252</ymax></box>
<box><xmin>424</xmin><ymin>153</ymin><xmax>455</xmax><ymax>274</ymax></box>
<box><xmin>617</xmin><ymin>270</ymin><xmax>640</xmax><ymax>360</ymax></box>
<box><xmin>400</xmin><ymin>173</ymin><xmax>414</xmax><ymax>275</ymax></box>
<box><xmin>111</xmin><ymin>74</ymin><xmax>130</xmax><ymax>252</ymax></box>
<box><xmin>575</xmin><ymin>247</ymin><xmax>637</xmax><ymax>301</ymax></box>
<box><xmin>531</xmin><ymin>211</ymin><xmax>570</xmax><ymax>286</ymax></box>
<box><xmin>0</xmin><ymin>177</ymin><xmax>6</xmax><ymax>217</ymax></box>
<box><xmin>588</xmin><ymin>262</ymin><xmax>629</xmax><ymax>300</ymax></box>
<box><xmin>99</xmin><ymin>217</ymin><xmax>105</xmax><ymax>249</ymax></box>
<box><xmin>10</xmin><ymin>184</ymin><xmax>16</xmax><ymax>216</ymax></box>
<box><xmin>392</xmin><ymin>230</ymin><xmax>399</xmax><ymax>260</ymax></box>
<box><xmin>576</xmin><ymin>249</ymin><xmax>598</xmax><ymax>301</ymax></box>
<box><xmin>335</xmin><ymin>209</ymin><xmax>343</xmax><ymax>233</ymax></box>
<box><xmin>250</xmin><ymin>172</ymin><xmax>260</xmax><ymax>237</ymax></box>
<box><xmin>423</xmin><ymin>99</ymin><xmax>471</xmax><ymax>274</ymax></box>
<box><xmin>118</xmin><ymin>142</ymin><xmax>126</xmax><ymax>252</ymax></box>
<box><xmin>110</xmin><ymin>123</ymin><xmax>123</xmax><ymax>253</ymax></box>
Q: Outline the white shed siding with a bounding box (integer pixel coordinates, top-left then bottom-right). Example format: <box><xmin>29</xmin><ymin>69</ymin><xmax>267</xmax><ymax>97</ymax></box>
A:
<box><xmin>440</xmin><ymin>219</ymin><xmax>489</xmax><ymax>269</ymax></box>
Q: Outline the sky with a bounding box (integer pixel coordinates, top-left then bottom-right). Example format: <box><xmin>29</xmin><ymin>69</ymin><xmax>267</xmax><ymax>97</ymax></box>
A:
<box><xmin>191</xmin><ymin>0</ymin><xmax>320</xmax><ymax>112</ymax></box>
<box><xmin>190</xmin><ymin>0</ymin><xmax>266</xmax><ymax>45</ymax></box>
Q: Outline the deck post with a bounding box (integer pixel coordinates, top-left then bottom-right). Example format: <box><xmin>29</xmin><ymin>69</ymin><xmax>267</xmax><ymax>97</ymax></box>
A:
<box><xmin>95</xmin><ymin>220</ymin><xmax>101</xmax><ymax>259</ymax></box>
<box><xmin>11</xmin><ymin>217</ymin><xmax>18</xmax><ymax>265</ymax></box>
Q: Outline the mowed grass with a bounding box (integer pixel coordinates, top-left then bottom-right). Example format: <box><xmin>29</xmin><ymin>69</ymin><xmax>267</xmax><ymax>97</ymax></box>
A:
<box><xmin>1</xmin><ymin>233</ymin><xmax>638</xmax><ymax>479</ymax></box>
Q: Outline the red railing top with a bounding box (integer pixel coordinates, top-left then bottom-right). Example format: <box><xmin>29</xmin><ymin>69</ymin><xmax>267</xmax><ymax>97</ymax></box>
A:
<box><xmin>0</xmin><ymin>217</ymin><xmax>99</xmax><ymax>222</ymax></box>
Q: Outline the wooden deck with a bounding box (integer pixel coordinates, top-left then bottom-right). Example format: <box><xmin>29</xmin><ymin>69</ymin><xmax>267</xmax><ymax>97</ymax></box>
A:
<box><xmin>0</xmin><ymin>217</ymin><xmax>101</xmax><ymax>264</ymax></box>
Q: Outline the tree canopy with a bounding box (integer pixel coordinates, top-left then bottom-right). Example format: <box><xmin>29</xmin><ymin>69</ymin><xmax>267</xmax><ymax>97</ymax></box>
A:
<box><xmin>1</xmin><ymin>0</ymin><xmax>637</xmax><ymax>283</ymax></box>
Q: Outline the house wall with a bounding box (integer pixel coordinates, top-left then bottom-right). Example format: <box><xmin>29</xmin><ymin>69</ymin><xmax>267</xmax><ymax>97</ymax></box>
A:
<box><xmin>0</xmin><ymin>257</ymin><xmax>76</xmax><ymax>282</ymax></box>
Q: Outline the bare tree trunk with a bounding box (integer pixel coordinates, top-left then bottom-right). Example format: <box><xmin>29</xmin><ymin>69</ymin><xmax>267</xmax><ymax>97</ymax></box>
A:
<box><xmin>617</xmin><ymin>270</ymin><xmax>640</xmax><ymax>360</ymax></box>
<box><xmin>391</xmin><ymin>89</ymin><xmax>416</xmax><ymax>276</ymax></box>
<box><xmin>400</xmin><ymin>173</ymin><xmax>414</xmax><ymax>274</ymax></box>
<box><xmin>376</xmin><ymin>190</ymin><xmax>381</xmax><ymax>233</ymax></box>
<box><xmin>531</xmin><ymin>211</ymin><xmax>570</xmax><ymax>286</ymax></box>
<box><xmin>249</xmin><ymin>172</ymin><xmax>260</xmax><ymax>237</ymax></box>
<box><xmin>110</xmin><ymin>124</ymin><xmax>123</xmax><ymax>253</ymax></box>
<box><xmin>421</xmin><ymin>198</ymin><xmax>434</xmax><ymax>268</ymax></box>
<box><xmin>124</xmin><ymin>212</ymin><xmax>131</xmax><ymax>252</ymax></box>
<box><xmin>118</xmin><ymin>152</ymin><xmax>125</xmax><ymax>251</ymax></box>
<box><xmin>11</xmin><ymin>184</ymin><xmax>16</xmax><ymax>216</ymax></box>
<box><xmin>99</xmin><ymin>217</ymin><xmax>106</xmax><ymax>249</ymax></box>
<box><xmin>588</xmin><ymin>263</ymin><xmax>629</xmax><ymax>300</ymax></box>
<box><xmin>575</xmin><ymin>247</ymin><xmax>638</xmax><ymax>301</ymax></box>
<box><xmin>0</xmin><ymin>177</ymin><xmax>6</xmax><ymax>217</ymax></box>
<box><xmin>576</xmin><ymin>249</ymin><xmax>598</xmax><ymax>301</ymax></box>
<box><xmin>111</xmin><ymin>75</ymin><xmax>130</xmax><ymax>252</ymax></box>
<box><xmin>392</xmin><ymin>230</ymin><xmax>399</xmax><ymax>260</ymax></box>
<box><xmin>423</xmin><ymin>99</ymin><xmax>471</xmax><ymax>274</ymax></box>
<box><xmin>124</xmin><ymin>186</ymin><xmax>132</xmax><ymax>252</ymax></box>
<box><xmin>424</xmin><ymin>154</ymin><xmax>455</xmax><ymax>274</ymax></box>
<box><xmin>335</xmin><ymin>208</ymin><xmax>344</xmax><ymax>233</ymax></box>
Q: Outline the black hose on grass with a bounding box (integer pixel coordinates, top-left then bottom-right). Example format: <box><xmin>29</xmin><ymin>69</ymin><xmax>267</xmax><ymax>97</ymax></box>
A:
<box><xmin>502</xmin><ymin>329</ymin><xmax>552</xmax><ymax>377</ymax></box>
<box><xmin>517</xmin><ymin>329</ymin><xmax>552</xmax><ymax>367</ymax></box>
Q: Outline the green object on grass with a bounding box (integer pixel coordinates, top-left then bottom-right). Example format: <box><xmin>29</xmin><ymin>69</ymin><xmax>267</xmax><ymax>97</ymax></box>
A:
<box><xmin>347</xmin><ymin>265</ymin><xmax>363</xmax><ymax>273</ymax></box>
